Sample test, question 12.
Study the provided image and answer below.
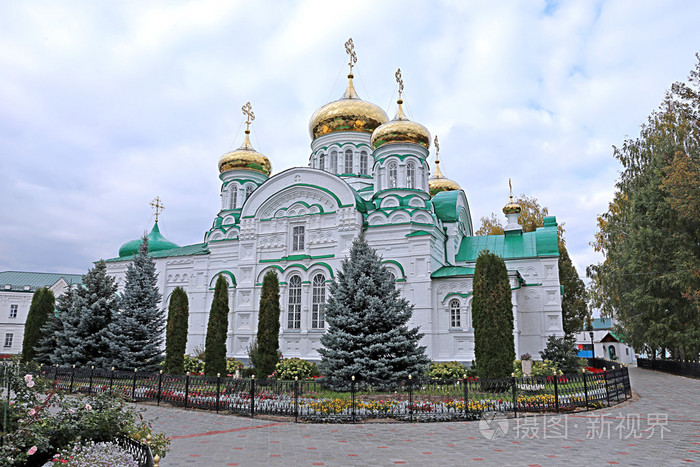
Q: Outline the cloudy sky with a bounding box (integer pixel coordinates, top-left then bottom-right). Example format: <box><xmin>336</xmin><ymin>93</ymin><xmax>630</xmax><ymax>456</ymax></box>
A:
<box><xmin>1</xmin><ymin>0</ymin><xmax>699</xmax><ymax>281</ymax></box>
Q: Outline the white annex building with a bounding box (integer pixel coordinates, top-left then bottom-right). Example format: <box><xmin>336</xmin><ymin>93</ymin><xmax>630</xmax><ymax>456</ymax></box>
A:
<box><xmin>105</xmin><ymin>51</ymin><xmax>565</xmax><ymax>363</ymax></box>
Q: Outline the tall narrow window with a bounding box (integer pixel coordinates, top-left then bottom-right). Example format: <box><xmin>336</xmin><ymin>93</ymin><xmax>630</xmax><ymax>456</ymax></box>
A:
<box><xmin>292</xmin><ymin>226</ymin><xmax>305</xmax><ymax>251</ymax></box>
<box><xmin>287</xmin><ymin>275</ymin><xmax>301</xmax><ymax>329</ymax></box>
<box><xmin>344</xmin><ymin>149</ymin><xmax>353</xmax><ymax>173</ymax></box>
<box><xmin>360</xmin><ymin>151</ymin><xmax>368</xmax><ymax>175</ymax></box>
<box><xmin>245</xmin><ymin>185</ymin><xmax>254</xmax><ymax>201</ymax></box>
<box><xmin>319</xmin><ymin>153</ymin><xmax>326</xmax><ymax>171</ymax></box>
<box><xmin>406</xmin><ymin>162</ymin><xmax>416</xmax><ymax>189</ymax></box>
<box><xmin>330</xmin><ymin>150</ymin><xmax>338</xmax><ymax>173</ymax></box>
<box><xmin>311</xmin><ymin>274</ymin><xmax>326</xmax><ymax>329</ymax></box>
<box><xmin>3</xmin><ymin>333</ymin><xmax>13</xmax><ymax>348</ymax></box>
<box><xmin>389</xmin><ymin>162</ymin><xmax>398</xmax><ymax>188</ymax></box>
<box><xmin>231</xmin><ymin>187</ymin><xmax>238</xmax><ymax>209</ymax></box>
<box><xmin>9</xmin><ymin>304</ymin><xmax>18</xmax><ymax>319</ymax></box>
<box><xmin>450</xmin><ymin>299</ymin><xmax>461</xmax><ymax>328</ymax></box>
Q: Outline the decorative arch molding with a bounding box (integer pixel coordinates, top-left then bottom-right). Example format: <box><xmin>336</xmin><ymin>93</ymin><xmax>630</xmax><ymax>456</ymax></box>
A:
<box><xmin>209</xmin><ymin>270</ymin><xmax>236</xmax><ymax>288</ymax></box>
<box><xmin>256</xmin><ymin>265</ymin><xmax>284</xmax><ymax>284</ymax></box>
<box><xmin>381</xmin><ymin>259</ymin><xmax>406</xmax><ymax>279</ymax></box>
<box><xmin>241</xmin><ymin>168</ymin><xmax>358</xmax><ymax>220</ymax></box>
<box><xmin>442</xmin><ymin>291</ymin><xmax>472</xmax><ymax>304</ymax></box>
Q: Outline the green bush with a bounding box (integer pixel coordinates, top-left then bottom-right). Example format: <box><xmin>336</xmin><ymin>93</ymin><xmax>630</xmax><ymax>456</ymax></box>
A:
<box><xmin>512</xmin><ymin>359</ymin><xmax>559</xmax><ymax>377</ymax></box>
<box><xmin>428</xmin><ymin>361</ymin><xmax>472</xmax><ymax>379</ymax></box>
<box><xmin>183</xmin><ymin>354</ymin><xmax>205</xmax><ymax>375</ymax></box>
<box><xmin>226</xmin><ymin>358</ymin><xmax>244</xmax><ymax>375</ymax></box>
<box><xmin>275</xmin><ymin>358</ymin><xmax>319</xmax><ymax>380</ymax></box>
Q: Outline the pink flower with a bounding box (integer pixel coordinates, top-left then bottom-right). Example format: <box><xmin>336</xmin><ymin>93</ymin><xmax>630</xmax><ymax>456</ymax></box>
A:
<box><xmin>24</xmin><ymin>374</ymin><xmax>33</xmax><ymax>383</ymax></box>
<box><xmin>26</xmin><ymin>380</ymin><xmax>35</xmax><ymax>388</ymax></box>
<box><xmin>28</xmin><ymin>446</ymin><xmax>37</xmax><ymax>456</ymax></box>
<box><xmin>84</xmin><ymin>404</ymin><xmax>92</xmax><ymax>411</ymax></box>
<box><xmin>68</xmin><ymin>408</ymin><xmax>74</xmax><ymax>414</ymax></box>
<box><xmin>28</xmin><ymin>408</ymin><xmax>36</xmax><ymax>416</ymax></box>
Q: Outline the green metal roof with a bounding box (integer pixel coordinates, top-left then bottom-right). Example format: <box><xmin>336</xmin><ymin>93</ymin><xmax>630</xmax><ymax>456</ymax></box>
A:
<box><xmin>431</xmin><ymin>266</ymin><xmax>476</xmax><ymax>278</ymax></box>
<box><xmin>118</xmin><ymin>222</ymin><xmax>180</xmax><ymax>258</ymax></box>
<box><xmin>0</xmin><ymin>271</ymin><xmax>82</xmax><ymax>292</ymax></box>
<box><xmin>107</xmin><ymin>242</ymin><xmax>209</xmax><ymax>262</ymax></box>
<box><xmin>432</xmin><ymin>190</ymin><xmax>461</xmax><ymax>222</ymax></box>
<box><xmin>456</xmin><ymin>219</ymin><xmax>559</xmax><ymax>261</ymax></box>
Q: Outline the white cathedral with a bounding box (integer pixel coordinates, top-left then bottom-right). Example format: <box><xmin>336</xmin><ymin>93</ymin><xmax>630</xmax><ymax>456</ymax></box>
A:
<box><xmin>105</xmin><ymin>50</ymin><xmax>564</xmax><ymax>364</ymax></box>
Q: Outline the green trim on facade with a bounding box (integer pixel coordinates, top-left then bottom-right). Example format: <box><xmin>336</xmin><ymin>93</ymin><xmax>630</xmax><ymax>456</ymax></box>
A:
<box><xmin>259</xmin><ymin>254</ymin><xmax>334</xmax><ymax>263</ymax></box>
<box><xmin>242</xmin><ymin>183</ymin><xmax>354</xmax><ymax>219</ymax></box>
<box><xmin>374</xmin><ymin>153</ymin><xmax>426</xmax><ymax>164</ymax></box>
<box><xmin>222</xmin><ymin>179</ymin><xmax>260</xmax><ymax>187</ymax></box>
<box><xmin>315</xmin><ymin>142</ymin><xmax>371</xmax><ymax>151</ymax></box>
<box><xmin>442</xmin><ymin>292</ymin><xmax>473</xmax><ymax>303</ymax></box>
<box><xmin>214</xmin><ymin>270</ymin><xmax>237</xmax><ymax>286</ymax></box>
<box><xmin>366</xmin><ymin>221</ymin><xmax>435</xmax><ymax>229</ymax></box>
<box><xmin>381</xmin><ymin>260</ymin><xmax>405</xmax><ymax>278</ymax></box>
<box><xmin>431</xmin><ymin>266</ymin><xmax>475</xmax><ymax>278</ymax></box>
<box><xmin>405</xmin><ymin>230</ymin><xmax>432</xmax><ymax>237</ymax></box>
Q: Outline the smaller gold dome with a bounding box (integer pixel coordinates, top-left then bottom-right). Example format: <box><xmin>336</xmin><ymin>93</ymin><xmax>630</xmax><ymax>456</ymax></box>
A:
<box><xmin>428</xmin><ymin>138</ymin><xmax>460</xmax><ymax>196</ymax></box>
<box><xmin>502</xmin><ymin>179</ymin><xmax>521</xmax><ymax>214</ymax></box>
<box><xmin>371</xmin><ymin>99</ymin><xmax>431</xmax><ymax>149</ymax></box>
<box><xmin>218</xmin><ymin>130</ymin><xmax>272</xmax><ymax>176</ymax></box>
<box><xmin>309</xmin><ymin>74</ymin><xmax>389</xmax><ymax>140</ymax></box>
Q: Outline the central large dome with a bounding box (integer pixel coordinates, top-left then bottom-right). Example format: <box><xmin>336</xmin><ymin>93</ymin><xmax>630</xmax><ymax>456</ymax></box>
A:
<box><xmin>309</xmin><ymin>74</ymin><xmax>388</xmax><ymax>140</ymax></box>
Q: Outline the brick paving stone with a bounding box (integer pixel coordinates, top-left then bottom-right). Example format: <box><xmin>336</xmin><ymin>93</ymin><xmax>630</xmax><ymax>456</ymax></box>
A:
<box><xmin>141</xmin><ymin>367</ymin><xmax>699</xmax><ymax>466</ymax></box>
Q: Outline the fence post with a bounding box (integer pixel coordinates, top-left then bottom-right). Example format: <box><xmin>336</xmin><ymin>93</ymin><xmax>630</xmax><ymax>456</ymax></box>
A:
<box><xmin>88</xmin><ymin>366</ymin><xmax>94</xmax><ymax>395</ymax></box>
<box><xmin>69</xmin><ymin>365</ymin><xmax>75</xmax><ymax>393</ymax></box>
<box><xmin>603</xmin><ymin>367</ymin><xmax>610</xmax><ymax>407</ymax></box>
<box><xmin>463</xmin><ymin>374</ymin><xmax>469</xmax><ymax>418</ymax></box>
<box><xmin>54</xmin><ymin>364</ymin><xmax>59</xmax><ymax>384</ymax></box>
<box><xmin>184</xmin><ymin>372</ymin><xmax>190</xmax><ymax>409</ymax></box>
<box><xmin>109</xmin><ymin>367</ymin><xmax>114</xmax><ymax>394</ymax></box>
<box><xmin>553</xmin><ymin>374</ymin><xmax>560</xmax><ymax>413</ymax></box>
<box><xmin>408</xmin><ymin>375</ymin><xmax>413</xmax><ymax>423</ymax></box>
<box><xmin>216</xmin><ymin>373</ymin><xmax>221</xmax><ymax>413</ymax></box>
<box><xmin>512</xmin><ymin>373</ymin><xmax>517</xmax><ymax>418</ymax></box>
<box><xmin>582</xmin><ymin>369</ymin><xmax>589</xmax><ymax>411</ymax></box>
<box><xmin>250</xmin><ymin>375</ymin><xmax>256</xmax><ymax>418</ymax></box>
<box><xmin>294</xmin><ymin>376</ymin><xmax>299</xmax><ymax>423</ymax></box>
<box><xmin>624</xmin><ymin>367</ymin><xmax>631</xmax><ymax>399</ymax></box>
<box><xmin>351</xmin><ymin>376</ymin><xmax>356</xmax><ymax>424</ymax></box>
<box><xmin>131</xmin><ymin>369</ymin><xmax>137</xmax><ymax>400</ymax></box>
<box><xmin>157</xmin><ymin>370</ymin><xmax>163</xmax><ymax>406</ymax></box>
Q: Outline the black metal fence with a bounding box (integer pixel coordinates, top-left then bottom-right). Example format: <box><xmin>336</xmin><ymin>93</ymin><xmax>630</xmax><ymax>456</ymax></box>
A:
<box><xmin>637</xmin><ymin>358</ymin><xmax>700</xmax><ymax>378</ymax></box>
<box><xmin>38</xmin><ymin>365</ymin><xmax>632</xmax><ymax>423</ymax></box>
<box><xmin>114</xmin><ymin>436</ymin><xmax>154</xmax><ymax>467</ymax></box>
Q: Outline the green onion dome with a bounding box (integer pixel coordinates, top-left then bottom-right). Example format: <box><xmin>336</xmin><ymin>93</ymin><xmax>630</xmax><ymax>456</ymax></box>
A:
<box><xmin>118</xmin><ymin>221</ymin><xmax>179</xmax><ymax>258</ymax></box>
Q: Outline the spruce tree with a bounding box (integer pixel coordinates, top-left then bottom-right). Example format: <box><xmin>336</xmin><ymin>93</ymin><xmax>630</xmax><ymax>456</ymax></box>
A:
<box><xmin>163</xmin><ymin>287</ymin><xmax>189</xmax><ymax>374</ymax></box>
<box><xmin>204</xmin><ymin>275</ymin><xmax>229</xmax><ymax>376</ymax></box>
<box><xmin>472</xmin><ymin>250</ymin><xmax>515</xmax><ymax>380</ymax></box>
<box><xmin>319</xmin><ymin>235</ymin><xmax>428</xmax><ymax>389</ymax></box>
<box><xmin>106</xmin><ymin>235</ymin><xmax>165</xmax><ymax>371</ymax></box>
<box><xmin>251</xmin><ymin>270</ymin><xmax>281</xmax><ymax>378</ymax></box>
<box><xmin>21</xmin><ymin>287</ymin><xmax>55</xmax><ymax>363</ymax></box>
<box><xmin>58</xmin><ymin>261</ymin><xmax>118</xmax><ymax>368</ymax></box>
<box><xmin>35</xmin><ymin>285</ymin><xmax>76</xmax><ymax>365</ymax></box>
<box><xmin>558</xmin><ymin>248</ymin><xmax>588</xmax><ymax>335</ymax></box>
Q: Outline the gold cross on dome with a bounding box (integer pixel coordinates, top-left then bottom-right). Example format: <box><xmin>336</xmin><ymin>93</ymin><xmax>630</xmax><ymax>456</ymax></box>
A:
<box><xmin>434</xmin><ymin>135</ymin><xmax>440</xmax><ymax>160</ymax></box>
<box><xmin>150</xmin><ymin>196</ymin><xmax>165</xmax><ymax>222</ymax></box>
<box><xmin>509</xmin><ymin>178</ymin><xmax>514</xmax><ymax>201</ymax></box>
<box><xmin>345</xmin><ymin>38</ymin><xmax>357</xmax><ymax>73</ymax></box>
<box><xmin>395</xmin><ymin>68</ymin><xmax>404</xmax><ymax>100</ymax></box>
<box><xmin>241</xmin><ymin>102</ymin><xmax>255</xmax><ymax>131</ymax></box>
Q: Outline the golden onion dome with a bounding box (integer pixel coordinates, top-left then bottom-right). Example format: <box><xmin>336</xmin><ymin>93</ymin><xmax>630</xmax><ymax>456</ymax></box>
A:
<box><xmin>428</xmin><ymin>136</ymin><xmax>460</xmax><ymax>196</ymax></box>
<box><xmin>309</xmin><ymin>74</ymin><xmax>389</xmax><ymax>140</ymax></box>
<box><xmin>218</xmin><ymin>129</ymin><xmax>272</xmax><ymax>176</ymax></box>
<box><xmin>502</xmin><ymin>179</ymin><xmax>521</xmax><ymax>214</ymax></box>
<box><xmin>371</xmin><ymin>99</ymin><xmax>431</xmax><ymax>149</ymax></box>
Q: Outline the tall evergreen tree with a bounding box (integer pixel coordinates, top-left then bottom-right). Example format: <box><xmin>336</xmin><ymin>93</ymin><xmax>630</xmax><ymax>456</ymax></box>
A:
<box><xmin>35</xmin><ymin>285</ymin><xmax>76</xmax><ymax>365</ymax></box>
<box><xmin>319</xmin><ymin>235</ymin><xmax>428</xmax><ymax>389</ymax></box>
<box><xmin>204</xmin><ymin>275</ymin><xmax>230</xmax><ymax>376</ymax></box>
<box><xmin>56</xmin><ymin>261</ymin><xmax>118</xmax><ymax>368</ymax></box>
<box><xmin>558</xmin><ymin>248</ymin><xmax>588</xmax><ymax>335</ymax></box>
<box><xmin>21</xmin><ymin>287</ymin><xmax>55</xmax><ymax>362</ymax></box>
<box><xmin>472</xmin><ymin>250</ymin><xmax>515</xmax><ymax>380</ymax></box>
<box><xmin>106</xmin><ymin>235</ymin><xmax>164</xmax><ymax>371</ymax></box>
<box><xmin>163</xmin><ymin>287</ymin><xmax>189</xmax><ymax>374</ymax></box>
<box><xmin>250</xmin><ymin>270</ymin><xmax>281</xmax><ymax>378</ymax></box>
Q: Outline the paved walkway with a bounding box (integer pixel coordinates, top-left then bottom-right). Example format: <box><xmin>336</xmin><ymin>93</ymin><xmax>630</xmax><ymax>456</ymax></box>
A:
<box><xmin>141</xmin><ymin>367</ymin><xmax>700</xmax><ymax>466</ymax></box>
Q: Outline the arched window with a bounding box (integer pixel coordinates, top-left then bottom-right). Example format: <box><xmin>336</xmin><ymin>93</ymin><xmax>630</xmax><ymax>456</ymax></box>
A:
<box><xmin>287</xmin><ymin>275</ymin><xmax>302</xmax><ymax>329</ymax></box>
<box><xmin>245</xmin><ymin>185</ymin><xmax>254</xmax><ymax>200</ymax></box>
<box><xmin>292</xmin><ymin>225</ymin><xmax>305</xmax><ymax>251</ymax></box>
<box><xmin>389</xmin><ymin>162</ymin><xmax>398</xmax><ymax>188</ymax></box>
<box><xmin>360</xmin><ymin>151</ymin><xmax>368</xmax><ymax>175</ymax></box>
<box><xmin>344</xmin><ymin>149</ymin><xmax>353</xmax><ymax>173</ymax></box>
<box><xmin>330</xmin><ymin>150</ymin><xmax>338</xmax><ymax>173</ymax></box>
<box><xmin>231</xmin><ymin>186</ymin><xmax>238</xmax><ymax>209</ymax></box>
<box><xmin>407</xmin><ymin>162</ymin><xmax>416</xmax><ymax>189</ymax></box>
<box><xmin>312</xmin><ymin>274</ymin><xmax>326</xmax><ymax>329</ymax></box>
<box><xmin>450</xmin><ymin>299</ymin><xmax>461</xmax><ymax>328</ymax></box>
<box><xmin>319</xmin><ymin>153</ymin><xmax>326</xmax><ymax>171</ymax></box>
